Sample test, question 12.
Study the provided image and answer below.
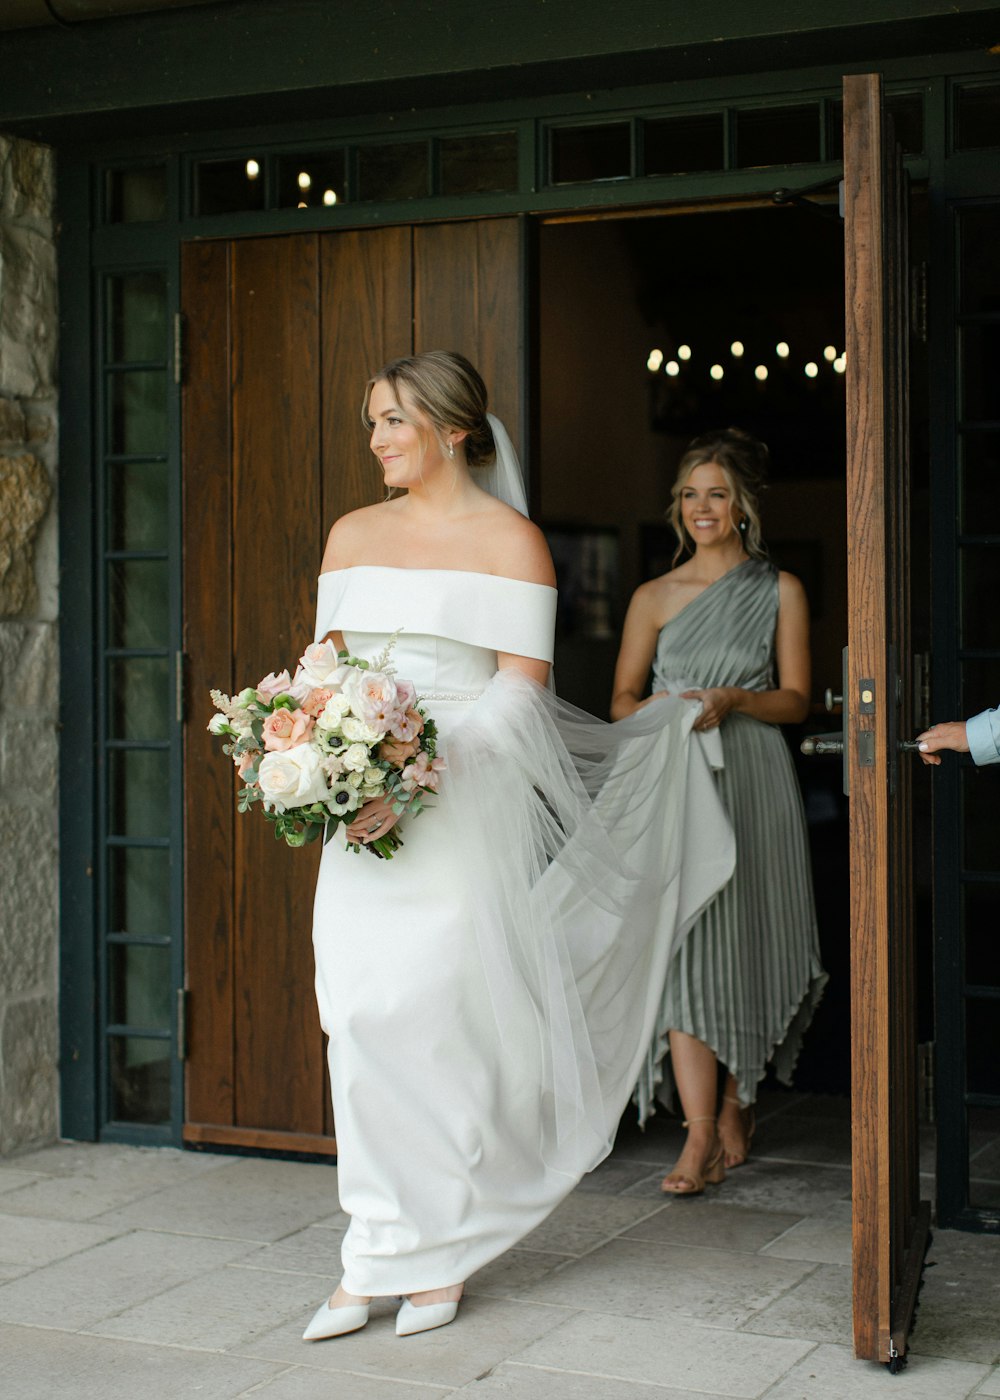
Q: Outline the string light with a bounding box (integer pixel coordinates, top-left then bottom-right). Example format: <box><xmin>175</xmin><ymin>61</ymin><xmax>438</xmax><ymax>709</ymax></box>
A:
<box><xmin>647</xmin><ymin>349</ymin><xmax>664</xmax><ymax>372</ymax></box>
<box><xmin>245</xmin><ymin>159</ymin><xmax>260</xmax><ymax>179</ymax></box>
<box><xmin>776</xmin><ymin>342</ymin><xmax>790</xmax><ymax>358</ymax></box>
<box><xmin>823</xmin><ymin>345</ymin><xmax>837</xmax><ymax>362</ymax></box>
<box><xmin>323</xmin><ymin>189</ymin><xmax>338</xmax><ymax>206</ymax></box>
<box><xmin>833</xmin><ymin>356</ymin><xmax>846</xmax><ymax>374</ymax></box>
<box><xmin>730</xmin><ymin>340</ymin><xmax>744</xmax><ymax>357</ymax></box>
<box><xmin>665</xmin><ymin>360</ymin><xmax>680</xmax><ymax>376</ymax></box>
<box><xmin>677</xmin><ymin>344</ymin><xmax>692</xmax><ymax>361</ymax></box>
<box><xmin>710</xmin><ymin>364</ymin><xmax>724</xmax><ymax>381</ymax></box>
<box><xmin>755</xmin><ymin>365</ymin><xmax>768</xmax><ymax>381</ymax></box>
<box><xmin>297</xmin><ymin>171</ymin><xmax>311</xmax><ymax>190</ymax></box>
<box><xmin>804</xmin><ymin>361</ymin><xmax>819</xmax><ymax>378</ymax></box>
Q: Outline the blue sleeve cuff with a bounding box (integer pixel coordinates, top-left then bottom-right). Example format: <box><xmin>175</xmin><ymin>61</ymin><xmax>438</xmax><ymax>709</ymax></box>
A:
<box><xmin>967</xmin><ymin>708</ymin><xmax>1000</xmax><ymax>766</ymax></box>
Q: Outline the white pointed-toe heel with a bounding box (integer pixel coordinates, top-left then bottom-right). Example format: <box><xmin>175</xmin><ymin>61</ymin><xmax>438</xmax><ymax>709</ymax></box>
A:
<box><xmin>395</xmin><ymin>1297</ymin><xmax>460</xmax><ymax>1337</ymax></box>
<box><xmin>302</xmin><ymin>1297</ymin><xmax>370</xmax><ymax>1341</ymax></box>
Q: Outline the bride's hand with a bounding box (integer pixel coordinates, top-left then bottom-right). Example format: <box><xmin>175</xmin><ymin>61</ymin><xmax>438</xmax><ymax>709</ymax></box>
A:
<box><xmin>347</xmin><ymin>797</ymin><xmax>401</xmax><ymax>844</ymax></box>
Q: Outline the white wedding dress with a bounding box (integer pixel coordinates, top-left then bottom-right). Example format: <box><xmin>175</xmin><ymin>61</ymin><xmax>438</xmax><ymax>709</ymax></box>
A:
<box><xmin>312</xmin><ymin>564</ymin><xmax>735</xmax><ymax>1297</ymax></box>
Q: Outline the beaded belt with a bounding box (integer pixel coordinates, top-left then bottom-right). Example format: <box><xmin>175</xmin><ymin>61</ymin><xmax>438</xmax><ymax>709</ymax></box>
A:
<box><xmin>420</xmin><ymin>689</ymin><xmax>484</xmax><ymax>702</ymax></box>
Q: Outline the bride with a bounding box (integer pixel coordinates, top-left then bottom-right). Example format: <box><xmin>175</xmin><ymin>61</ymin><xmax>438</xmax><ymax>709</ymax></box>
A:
<box><xmin>304</xmin><ymin>350</ymin><xmax>735</xmax><ymax>1341</ymax></box>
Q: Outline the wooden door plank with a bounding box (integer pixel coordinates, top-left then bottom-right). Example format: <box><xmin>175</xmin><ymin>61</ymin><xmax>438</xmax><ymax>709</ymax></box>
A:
<box><xmin>413</xmin><ymin>219</ymin><xmax>524</xmax><ymax>452</ymax></box>
<box><xmin>319</xmin><ymin>226</ymin><xmax>413</xmax><ymax>533</ymax></box>
<box><xmin>230</xmin><ymin>234</ymin><xmax>325</xmax><ymax>1134</ymax></box>
<box><xmin>844</xmin><ymin>71</ymin><xmax>893</xmax><ymax>1363</ymax></box>
<box><xmin>182</xmin><ymin>240</ymin><xmax>236</xmax><ymax>1129</ymax></box>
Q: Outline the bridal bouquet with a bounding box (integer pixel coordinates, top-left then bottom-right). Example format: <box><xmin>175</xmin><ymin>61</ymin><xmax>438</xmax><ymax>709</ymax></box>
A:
<box><xmin>208</xmin><ymin>635</ymin><xmax>444</xmax><ymax>857</ymax></box>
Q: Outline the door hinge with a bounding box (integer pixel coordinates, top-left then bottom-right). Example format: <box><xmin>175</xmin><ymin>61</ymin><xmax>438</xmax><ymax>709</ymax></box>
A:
<box><xmin>910</xmin><ymin>261</ymin><xmax>928</xmax><ymax>344</ymax></box>
<box><xmin>177</xmin><ymin>988</ymin><xmax>189</xmax><ymax>1061</ymax></box>
<box><xmin>173</xmin><ymin>311</ymin><xmax>185</xmax><ymax>385</ymax></box>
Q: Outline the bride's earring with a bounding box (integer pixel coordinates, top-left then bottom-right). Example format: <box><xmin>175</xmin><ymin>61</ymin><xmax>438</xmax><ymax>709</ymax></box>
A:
<box><xmin>447</xmin><ymin>441</ymin><xmax>455</xmax><ymax>459</ymax></box>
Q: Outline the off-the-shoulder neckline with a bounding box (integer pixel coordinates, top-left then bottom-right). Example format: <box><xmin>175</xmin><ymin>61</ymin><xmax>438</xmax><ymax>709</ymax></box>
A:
<box><xmin>318</xmin><ymin>564</ymin><xmax>556</xmax><ymax>593</ymax></box>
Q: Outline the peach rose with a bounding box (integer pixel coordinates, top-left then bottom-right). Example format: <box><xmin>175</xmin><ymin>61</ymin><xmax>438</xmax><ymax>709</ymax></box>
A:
<box><xmin>236</xmin><ymin>751</ymin><xmax>257</xmax><ymax>779</ymax></box>
<box><xmin>262</xmin><ymin>707</ymin><xmax>314</xmax><ymax>752</ymax></box>
<box><xmin>302</xmin><ymin>687</ymin><xmax>334</xmax><ymax>717</ymax></box>
<box><xmin>379</xmin><ymin>735</ymin><xmax>419</xmax><ymax>767</ymax></box>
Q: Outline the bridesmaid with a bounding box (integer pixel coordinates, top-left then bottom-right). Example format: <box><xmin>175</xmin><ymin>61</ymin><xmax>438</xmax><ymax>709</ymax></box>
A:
<box><xmin>611</xmin><ymin>428</ymin><xmax>827</xmax><ymax>1195</ymax></box>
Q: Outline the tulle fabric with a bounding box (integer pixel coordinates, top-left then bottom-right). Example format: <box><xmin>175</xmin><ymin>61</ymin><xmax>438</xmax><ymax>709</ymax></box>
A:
<box><xmin>441</xmin><ymin>667</ymin><xmax>736</xmax><ymax>1178</ymax></box>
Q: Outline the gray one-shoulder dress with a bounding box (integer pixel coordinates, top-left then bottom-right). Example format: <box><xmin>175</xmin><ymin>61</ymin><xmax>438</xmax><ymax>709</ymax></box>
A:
<box><xmin>635</xmin><ymin>557</ymin><xmax>827</xmax><ymax>1116</ymax></box>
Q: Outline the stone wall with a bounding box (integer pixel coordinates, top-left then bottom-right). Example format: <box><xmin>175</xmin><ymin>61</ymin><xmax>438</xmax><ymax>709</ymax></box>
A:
<box><xmin>0</xmin><ymin>136</ymin><xmax>59</xmax><ymax>1154</ymax></box>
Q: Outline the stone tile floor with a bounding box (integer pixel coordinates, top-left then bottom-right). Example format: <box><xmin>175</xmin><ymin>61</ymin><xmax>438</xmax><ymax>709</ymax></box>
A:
<box><xmin>1</xmin><ymin>1091</ymin><xmax>999</xmax><ymax>1399</ymax></box>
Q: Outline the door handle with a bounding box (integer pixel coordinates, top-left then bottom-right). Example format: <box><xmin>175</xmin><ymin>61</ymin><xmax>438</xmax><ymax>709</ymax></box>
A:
<box><xmin>824</xmin><ymin>688</ymin><xmax>843</xmax><ymax>713</ymax></box>
<box><xmin>898</xmin><ymin>739</ymin><xmax>922</xmax><ymax>752</ymax></box>
<box><xmin>801</xmin><ymin>732</ymin><xmax>844</xmax><ymax>756</ymax></box>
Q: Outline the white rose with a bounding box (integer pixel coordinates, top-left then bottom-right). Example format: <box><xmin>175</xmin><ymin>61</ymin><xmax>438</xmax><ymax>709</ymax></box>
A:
<box><xmin>342</xmin><ymin>743</ymin><xmax>370</xmax><ymax>773</ymax></box>
<box><xmin>346</xmin><ymin>770</ymin><xmax>363</xmax><ymax>788</ymax></box>
<box><xmin>208</xmin><ymin>713</ymin><xmax>231</xmax><ymax>735</ymax></box>
<box><xmin>341</xmin><ymin>715</ymin><xmax>382</xmax><ymax>744</ymax></box>
<box><xmin>257</xmin><ymin>744</ymin><xmax>329</xmax><ymax>813</ymax></box>
<box><xmin>363</xmin><ymin>766</ymin><xmax>382</xmax><ymax>785</ymax></box>
<box><xmin>298</xmin><ymin>641</ymin><xmax>352</xmax><ymax>689</ymax></box>
<box><xmin>316</xmin><ymin>693</ymin><xmax>352</xmax><ymax>731</ymax></box>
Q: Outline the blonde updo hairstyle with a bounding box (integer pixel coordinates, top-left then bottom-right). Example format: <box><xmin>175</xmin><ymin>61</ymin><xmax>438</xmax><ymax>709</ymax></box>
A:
<box><xmin>362</xmin><ymin>350</ymin><xmax>497</xmax><ymax>467</ymax></box>
<box><xmin>669</xmin><ymin>427</ymin><xmax>769</xmax><ymax>565</ymax></box>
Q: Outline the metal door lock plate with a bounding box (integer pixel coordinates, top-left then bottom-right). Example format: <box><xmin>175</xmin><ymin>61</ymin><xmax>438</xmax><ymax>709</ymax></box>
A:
<box><xmin>858</xmin><ymin>731</ymin><xmax>875</xmax><ymax>767</ymax></box>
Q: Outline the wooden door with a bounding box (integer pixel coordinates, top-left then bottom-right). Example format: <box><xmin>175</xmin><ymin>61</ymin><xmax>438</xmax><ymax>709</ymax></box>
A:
<box><xmin>843</xmin><ymin>73</ymin><xmax>930</xmax><ymax>1365</ymax></box>
<box><xmin>181</xmin><ymin>219</ymin><xmax>525</xmax><ymax>1154</ymax></box>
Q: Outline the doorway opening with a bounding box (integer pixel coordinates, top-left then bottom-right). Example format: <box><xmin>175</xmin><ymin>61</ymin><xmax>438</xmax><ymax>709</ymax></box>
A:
<box><xmin>536</xmin><ymin>201</ymin><xmax>927</xmax><ymax>1105</ymax></box>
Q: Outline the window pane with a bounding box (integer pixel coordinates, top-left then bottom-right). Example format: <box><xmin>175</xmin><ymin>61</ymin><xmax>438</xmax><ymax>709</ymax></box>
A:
<box><xmin>106</xmin><ymin>166</ymin><xmax>167</xmax><ymax>224</ymax></box>
<box><xmin>550</xmin><ymin>123</ymin><xmax>631</xmax><ymax>184</ymax></box>
<box><xmin>108</xmin><ymin>371</ymin><xmax>167</xmax><ymax>456</ymax></box>
<box><xmin>959</xmin><ymin>431</ymin><xmax>1000</xmax><ymax>533</ymax></box>
<box><xmin>109</xmin><ymin>656</ymin><xmax>171</xmax><ymax>741</ymax></box>
<box><xmin>961</xmin><ymin>546</ymin><xmax>1000</xmax><ymax>650</ymax></box>
<box><xmin>955</xmin><ymin>83</ymin><xmax>1000</xmax><ymax>152</ymax></box>
<box><xmin>109</xmin><ymin>847</ymin><xmax>170</xmax><ymax>938</ymax></box>
<box><xmin>735</xmin><ymin>105</ymin><xmax>820</xmax><ymax>168</ymax></box>
<box><xmin>963</xmin><ymin>763</ymin><xmax>1000</xmax><ymax>872</ymax></box>
<box><xmin>108</xmin><ymin>462</ymin><xmax>169</xmax><ymax>552</ymax></box>
<box><xmin>108</xmin><ymin>749</ymin><xmax>170</xmax><ymax>839</ymax></box>
<box><xmin>277</xmin><ymin>151</ymin><xmax>346</xmax><ymax>209</ymax></box>
<box><xmin>961</xmin><ymin>655</ymin><xmax>1000</xmax><ymax>723</ymax></box>
<box><xmin>108</xmin><ymin>560</ymin><xmax>170</xmax><ymax>649</ymax></box>
<box><xmin>357</xmin><ymin>142</ymin><xmax>428</xmax><ymax>202</ymax></box>
<box><xmin>107</xmin><ymin>272</ymin><xmax>167</xmax><ymax>364</ymax></box>
<box><xmin>964</xmin><ymin>884</ymin><xmax>1000</xmax><ymax>986</ymax></box>
<box><xmin>960</xmin><ymin>206</ymin><xmax>1000</xmax><ymax>316</ymax></box>
<box><xmin>960</xmin><ymin>323</ymin><xmax>1000</xmax><ymax>422</ymax></box>
<box><xmin>966</xmin><ymin>997</ymin><xmax>1000</xmax><ymax>1096</ymax></box>
<box><xmin>110</xmin><ymin>944</ymin><xmax>172</xmax><ymax>1030</ymax></box>
<box><xmin>969</xmin><ymin>1104</ymin><xmax>1000</xmax><ymax>1210</ymax></box>
<box><xmin>644</xmin><ymin>113</ymin><xmax>724</xmax><ymax>176</ymax></box>
<box><xmin>826</xmin><ymin>94</ymin><xmax>925</xmax><ymax>161</ymax></box>
<box><xmin>196</xmin><ymin>157</ymin><xmax>266</xmax><ymax>216</ymax></box>
<box><xmin>439</xmin><ymin>132</ymin><xmax>518</xmax><ymax>195</ymax></box>
<box><xmin>109</xmin><ymin>1035</ymin><xmax>170</xmax><ymax>1124</ymax></box>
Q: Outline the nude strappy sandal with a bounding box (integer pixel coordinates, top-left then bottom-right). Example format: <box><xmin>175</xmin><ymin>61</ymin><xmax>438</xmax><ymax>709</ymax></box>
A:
<box><xmin>718</xmin><ymin>1094</ymin><xmax>756</xmax><ymax>1169</ymax></box>
<box><xmin>660</xmin><ymin>1115</ymin><xmax>727</xmax><ymax>1196</ymax></box>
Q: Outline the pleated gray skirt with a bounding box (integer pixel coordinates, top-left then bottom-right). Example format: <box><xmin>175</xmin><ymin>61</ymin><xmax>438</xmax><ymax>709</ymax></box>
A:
<box><xmin>635</xmin><ymin>711</ymin><xmax>827</xmax><ymax>1116</ymax></box>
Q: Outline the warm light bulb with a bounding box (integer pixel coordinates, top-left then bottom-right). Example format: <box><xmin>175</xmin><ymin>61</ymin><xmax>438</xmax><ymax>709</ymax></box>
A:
<box><xmin>730</xmin><ymin>340</ymin><xmax>744</xmax><ymax>358</ymax></box>
<box><xmin>245</xmin><ymin>159</ymin><xmax>260</xmax><ymax>179</ymax></box>
<box><xmin>804</xmin><ymin>362</ymin><xmax>819</xmax><ymax>378</ymax></box>
<box><xmin>297</xmin><ymin>171</ymin><xmax>312</xmax><ymax>190</ymax></box>
<box><xmin>833</xmin><ymin>356</ymin><xmax>846</xmax><ymax>374</ymax></box>
<box><xmin>665</xmin><ymin>360</ymin><xmax>680</xmax><ymax>377</ymax></box>
<box><xmin>677</xmin><ymin>344</ymin><xmax>692</xmax><ymax>361</ymax></box>
<box><xmin>647</xmin><ymin>348</ymin><xmax>664</xmax><ymax>372</ymax></box>
<box><xmin>823</xmin><ymin>344</ymin><xmax>837</xmax><ymax>362</ymax></box>
<box><xmin>323</xmin><ymin>188</ymin><xmax>338</xmax><ymax>206</ymax></box>
<box><xmin>755</xmin><ymin>365</ymin><xmax>768</xmax><ymax>381</ymax></box>
<box><xmin>297</xmin><ymin>201</ymin><xmax>307</xmax><ymax>209</ymax></box>
<box><xmin>710</xmin><ymin>364</ymin><xmax>724</xmax><ymax>381</ymax></box>
<box><xmin>776</xmin><ymin>341</ymin><xmax>790</xmax><ymax>358</ymax></box>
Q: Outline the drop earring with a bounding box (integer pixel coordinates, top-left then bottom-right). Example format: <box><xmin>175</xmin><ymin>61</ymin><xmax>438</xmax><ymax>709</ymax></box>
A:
<box><xmin>447</xmin><ymin>441</ymin><xmax>455</xmax><ymax>459</ymax></box>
